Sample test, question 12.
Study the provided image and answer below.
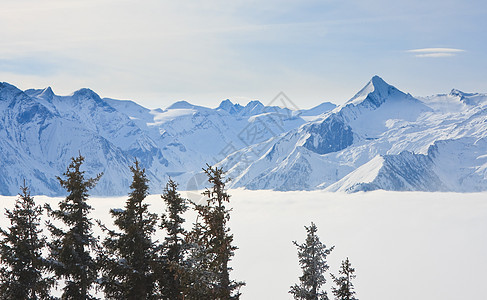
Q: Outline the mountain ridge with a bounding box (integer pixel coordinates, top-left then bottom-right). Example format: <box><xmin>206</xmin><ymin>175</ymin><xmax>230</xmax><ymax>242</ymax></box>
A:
<box><xmin>219</xmin><ymin>76</ymin><xmax>487</xmax><ymax>192</ymax></box>
<box><xmin>1</xmin><ymin>76</ymin><xmax>487</xmax><ymax>195</ymax></box>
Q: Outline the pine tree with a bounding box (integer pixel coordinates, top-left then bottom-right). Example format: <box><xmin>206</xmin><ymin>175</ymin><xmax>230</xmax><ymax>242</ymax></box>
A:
<box><xmin>0</xmin><ymin>182</ymin><xmax>54</xmax><ymax>300</ymax></box>
<box><xmin>45</xmin><ymin>154</ymin><xmax>102</xmax><ymax>300</ymax></box>
<box><xmin>180</xmin><ymin>215</ymin><xmax>214</xmax><ymax>300</ymax></box>
<box><xmin>183</xmin><ymin>164</ymin><xmax>244</xmax><ymax>300</ymax></box>
<box><xmin>331</xmin><ymin>257</ymin><xmax>357</xmax><ymax>300</ymax></box>
<box><xmin>290</xmin><ymin>222</ymin><xmax>334</xmax><ymax>300</ymax></box>
<box><xmin>98</xmin><ymin>160</ymin><xmax>159</xmax><ymax>299</ymax></box>
<box><xmin>157</xmin><ymin>179</ymin><xmax>188</xmax><ymax>299</ymax></box>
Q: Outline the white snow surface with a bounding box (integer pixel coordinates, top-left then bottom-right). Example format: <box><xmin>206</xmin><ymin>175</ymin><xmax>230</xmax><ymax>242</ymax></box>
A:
<box><xmin>3</xmin><ymin>76</ymin><xmax>487</xmax><ymax>195</ymax></box>
<box><xmin>220</xmin><ymin>77</ymin><xmax>487</xmax><ymax>193</ymax></box>
<box><xmin>1</xmin><ymin>190</ymin><xmax>485</xmax><ymax>300</ymax></box>
<box><xmin>325</xmin><ymin>155</ymin><xmax>385</xmax><ymax>191</ymax></box>
<box><xmin>1</xmin><ymin>83</ymin><xmax>316</xmax><ymax>196</ymax></box>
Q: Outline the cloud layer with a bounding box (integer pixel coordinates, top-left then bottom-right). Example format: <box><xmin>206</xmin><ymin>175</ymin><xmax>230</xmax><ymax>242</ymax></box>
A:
<box><xmin>408</xmin><ymin>48</ymin><xmax>466</xmax><ymax>58</ymax></box>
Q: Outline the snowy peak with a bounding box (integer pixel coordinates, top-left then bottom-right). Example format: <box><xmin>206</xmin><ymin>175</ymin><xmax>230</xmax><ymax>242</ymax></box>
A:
<box><xmin>39</xmin><ymin>87</ymin><xmax>54</xmax><ymax>100</ymax></box>
<box><xmin>2</xmin><ymin>77</ymin><xmax>487</xmax><ymax>195</ymax></box>
<box><xmin>299</xmin><ymin>102</ymin><xmax>336</xmax><ymax>117</ymax></box>
<box><xmin>0</xmin><ymin>81</ymin><xmax>17</xmax><ymax>90</ymax></box>
<box><xmin>298</xmin><ymin>76</ymin><xmax>428</xmax><ymax>155</ymax></box>
<box><xmin>217</xmin><ymin>99</ymin><xmax>234</xmax><ymax>110</ymax></box>
<box><xmin>368</xmin><ymin>75</ymin><xmax>389</xmax><ymax>89</ymax></box>
<box><xmin>245</xmin><ymin>100</ymin><xmax>264</xmax><ymax>108</ymax></box>
<box><xmin>167</xmin><ymin>100</ymin><xmax>193</xmax><ymax>109</ymax></box>
<box><xmin>166</xmin><ymin>100</ymin><xmax>206</xmax><ymax>110</ymax></box>
<box><xmin>63</xmin><ymin>88</ymin><xmax>117</xmax><ymax>114</ymax></box>
<box><xmin>448</xmin><ymin>89</ymin><xmax>473</xmax><ymax>102</ymax></box>
<box><xmin>71</xmin><ymin>88</ymin><xmax>103</xmax><ymax>102</ymax></box>
<box><xmin>346</xmin><ymin>75</ymin><xmax>407</xmax><ymax>108</ymax></box>
<box><xmin>0</xmin><ymin>82</ymin><xmax>23</xmax><ymax>100</ymax></box>
<box><xmin>0</xmin><ymin>82</ymin><xmax>34</xmax><ymax>109</ymax></box>
<box><xmin>25</xmin><ymin>86</ymin><xmax>55</xmax><ymax>101</ymax></box>
<box><xmin>239</xmin><ymin>100</ymin><xmax>265</xmax><ymax>116</ymax></box>
<box><xmin>448</xmin><ymin>88</ymin><xmax>482</xmax><ymax>99</ymax></box>
<box><xmin>449</xmin><ymin>88</ymin><xmax>466</xmax><ymax>97</ymax></box>
<box><xmin>217</xmin><ymin>99</ymin><xmax>244</xmax><ymax>115</ymax></box>
<box><xmin>216</xmin><ymin>99</ymin><xmax>270</xmax><ymax>117</ymax></box>
<box><xmin>448</xmin><ymin>89</ymin><xmax>487</xmax><ymax>106</ymax></box>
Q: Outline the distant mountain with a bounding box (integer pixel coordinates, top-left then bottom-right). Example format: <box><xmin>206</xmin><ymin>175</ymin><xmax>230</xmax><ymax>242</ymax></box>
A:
<box><xmin>299</xmin><ymin>102</ymin><xmax>337</xmax><ymax>120</ymax></box>
<box><xmin>1</xmin><ymin>76</ymin><xmax>486</xmax><ymax>195</ymax></box>
<box><xmin>219</xmin><ymin>76</ymin><xmax>487</xmax><ymax>192</ymax></box>
<box><xmin>0</xmin><ymin>84</ymin><xmax>318</xmax><ymax>196</ymax></box>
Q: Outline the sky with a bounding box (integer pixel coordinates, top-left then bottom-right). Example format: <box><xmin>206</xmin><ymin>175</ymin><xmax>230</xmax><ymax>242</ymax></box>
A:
<box><xmin>0</xmin><ymin>0</ymin><xmax>486</xmax><ymax>109</ymax></box>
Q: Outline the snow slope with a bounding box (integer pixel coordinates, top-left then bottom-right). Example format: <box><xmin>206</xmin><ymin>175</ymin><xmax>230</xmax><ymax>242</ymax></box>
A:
<box><xmin>220</xmin><ymin>76</ymin><xmax>487</xmax><ymax>192</ymax></box>
<box><xmin>2</xmin><ymin>76</ymin><xmax>487</xmax><ymax>195</ymax></box>
<box><xmin>0</xmin><ymin>84</ymin><xmax>319</xmax><ymax>196</ymax></box>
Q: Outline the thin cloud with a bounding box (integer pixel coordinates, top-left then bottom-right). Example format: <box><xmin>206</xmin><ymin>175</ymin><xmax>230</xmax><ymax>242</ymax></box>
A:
<box><xmin>407</xmin><ymin>48</ymin><xmax>466</xmax><ymax>58</ymax></box>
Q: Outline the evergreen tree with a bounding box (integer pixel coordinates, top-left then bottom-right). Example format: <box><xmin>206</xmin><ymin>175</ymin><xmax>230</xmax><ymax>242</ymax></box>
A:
<box><xmin>290</xmin><ymin>222</ymin><xmax>334</xmax><ymax>300</ymax></box>
<box><xmin>180</xmin><ymin>217</ymin><xmax>214</xmax><ymax>300</ymax></box>
<box><xmin>157</xmin><ymin>179</ymin><xmax>188</xmax><ymax>299</ymax></box>
<box><xmin>331</xmin><ymin>257</ymin><xmax>357</xmax><ymax>300</ymax></box>
<box><xmin>98</xmin><ymin>160</ymin><xmax>159</xmax><ymax>299</ymax></box>
<box><xmin>0</xmin><ymin>183</ymin><xmax>54</xmax><ymax>300</ymax></box>
<box><xmin>183</xmin><ymin>164</ymin><xmax>244</xmax><ymax>300</ymax></box>
<box><xmin>45</xmin><ymin>154</ymin><xmax>102</xmax><ymax>300</ymax></box>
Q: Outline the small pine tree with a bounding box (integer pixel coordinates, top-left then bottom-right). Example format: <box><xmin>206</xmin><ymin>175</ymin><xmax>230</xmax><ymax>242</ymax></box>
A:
<box><xmin>290</xmin><ymin>222</ymin><xmax>334</xmax><ymax>300</ymax></box>
<box><xmin>183</xmin><ymin>164</ymin><xmax>244</xmax><ymax>300</ymax></box>
<box><xmin>98</xmin><ymin>160</ymin><xmax>159</xmax><ymax>299</ymax></box>
<box><xmin>157</xmin><ymin>179</ymin><xmax>188</xmax><ymax>299</ymax></box>
<box><xmin>45</xmin><ymin>154</ymin><xmax>102</xmax><ymax>300</ymax></box>
<box><xmin>331</xmin><ymin>257</ymin><xmax>357</xmax><ymax>300</ymax></box>
<box><xmin>0</xmin><ymin>183</ymin><xmax>54</xmax><ymax>300</ymax></box>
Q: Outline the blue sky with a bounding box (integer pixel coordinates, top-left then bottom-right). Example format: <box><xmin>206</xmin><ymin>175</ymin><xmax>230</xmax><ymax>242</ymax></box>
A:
<box><xmin>0</xmin><ymin>0</ymin><xmax>486</xmax><ymax>109</ymax></box>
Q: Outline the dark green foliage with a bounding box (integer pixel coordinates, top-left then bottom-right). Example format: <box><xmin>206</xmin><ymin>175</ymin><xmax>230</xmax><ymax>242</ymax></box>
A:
<box><xmin>290</xmin><ymin>222</ymin><xmax>334</xmax><ymax>300</ymax></box>
<box><xmin>180</xmin><ymin>220</ymin><xmax>214</xmax><ymax>300</ymax></box>
<box><xmin>98</xmin><ymin>160</ymin><xmax>159</xmax><ymax>299</ymax></box>
<box><xmin>183</xmin><ymin>165</ymin><xmax>244</xmax><ymax>300</ymax></box>
<box><xmin>0</xmin><ymin>160</ymin><xmax>248</xmax><ymax>299</ymax></box>
<box><xmin>0</xmin><ymin>183</ymin><xmax>54</xmax><ymax>300</ymax></box>
<box><xmin>331</xmin><ymin>258</ymin><xmax>357</xmax><ymax>300</ymax></box>
<box><xmin>45</xmin><ymin>154</ymin><xmax>102</xmax><ymax>300</ymax></box>
<box><xmin>157</xmin><ymin>179</ymin><xmax>188</xmax><ymax>299</ymax></box>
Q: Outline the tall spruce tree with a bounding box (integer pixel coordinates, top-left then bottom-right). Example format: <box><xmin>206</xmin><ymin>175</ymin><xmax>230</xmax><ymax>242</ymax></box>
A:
<box><xmin>45</xmin><ymin>154</ymin><xmax>101</xmax><ymax>300</ymax></box>
<box><xmin>0</xmin><ymin>183</ymin><xmax>54</xmax><ymax>300</ymax></box>
<box><xmin>183</xmin><ymin>165</ymin><xmax>244</xmax><ymax>300</ymax></box>
<box><xmin>181</xmin><ymin>218</ymin><xmax>215</xmax><ymax>300</ymax></box>
<box><xmin>98</xmin><ymin>160</ymin><xmax>159</xmax><ymax>299</ymax></box>
<box><xmin>331</xmin><ymin>257</ymin><xmax>357</xmax><ymax>300</ymax></box>
<box><xmin>290</xmin><ymin>222</ymin><xmax>334</xmax><ymax>300</ymax></box>
<box><xmin>158</xmin><ymin>179</ymin><xmax>188</xmax><ymax>299</ymax></box>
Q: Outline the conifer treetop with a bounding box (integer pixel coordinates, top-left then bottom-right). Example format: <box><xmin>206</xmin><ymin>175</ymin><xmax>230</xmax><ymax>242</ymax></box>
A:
<box><xmin>98</xmin><ymin>159</ymin><xmax>159</xmax><ymax>300</ymax></box>
<box><xmin>45</xmin><ymin>154</ymin><xmax>101</xmax><ymax>300</ymax></box>
<box><xmin>0</xmin><ymin>182</ymin><xmax>54</xmax><ymax>299</ymax></box>
<box><xmin>290</xmin><ymin>222</ymin><xmax>334</xmax><ymax>300</ymax></box>
<box><xmin>331</xmin><ymin>257</ymin><xmax>357</xmax><ymax>300</ymax></box>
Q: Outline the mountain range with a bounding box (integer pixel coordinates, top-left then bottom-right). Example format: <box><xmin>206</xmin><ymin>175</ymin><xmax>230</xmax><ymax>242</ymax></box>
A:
<box><xmin>1</xmin><ymin>76</ymin><xmax>486</xmax><ymax>196</ymax></box>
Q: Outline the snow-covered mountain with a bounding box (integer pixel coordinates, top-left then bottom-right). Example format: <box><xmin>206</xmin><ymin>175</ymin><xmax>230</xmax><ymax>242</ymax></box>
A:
<box><xmin>0</xmin><ymin>83</ymin><xmax>317</xmax><ymax>196</ymax></box>
<box><xmin>1</xmin><ymin>76</ymin><xmax>486</xmax><ymax>195</ymax></box>
<box><xmin>219</xmin><ymin>76</ymin><xmax>487</xmax><ymax>192</ymax></box>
